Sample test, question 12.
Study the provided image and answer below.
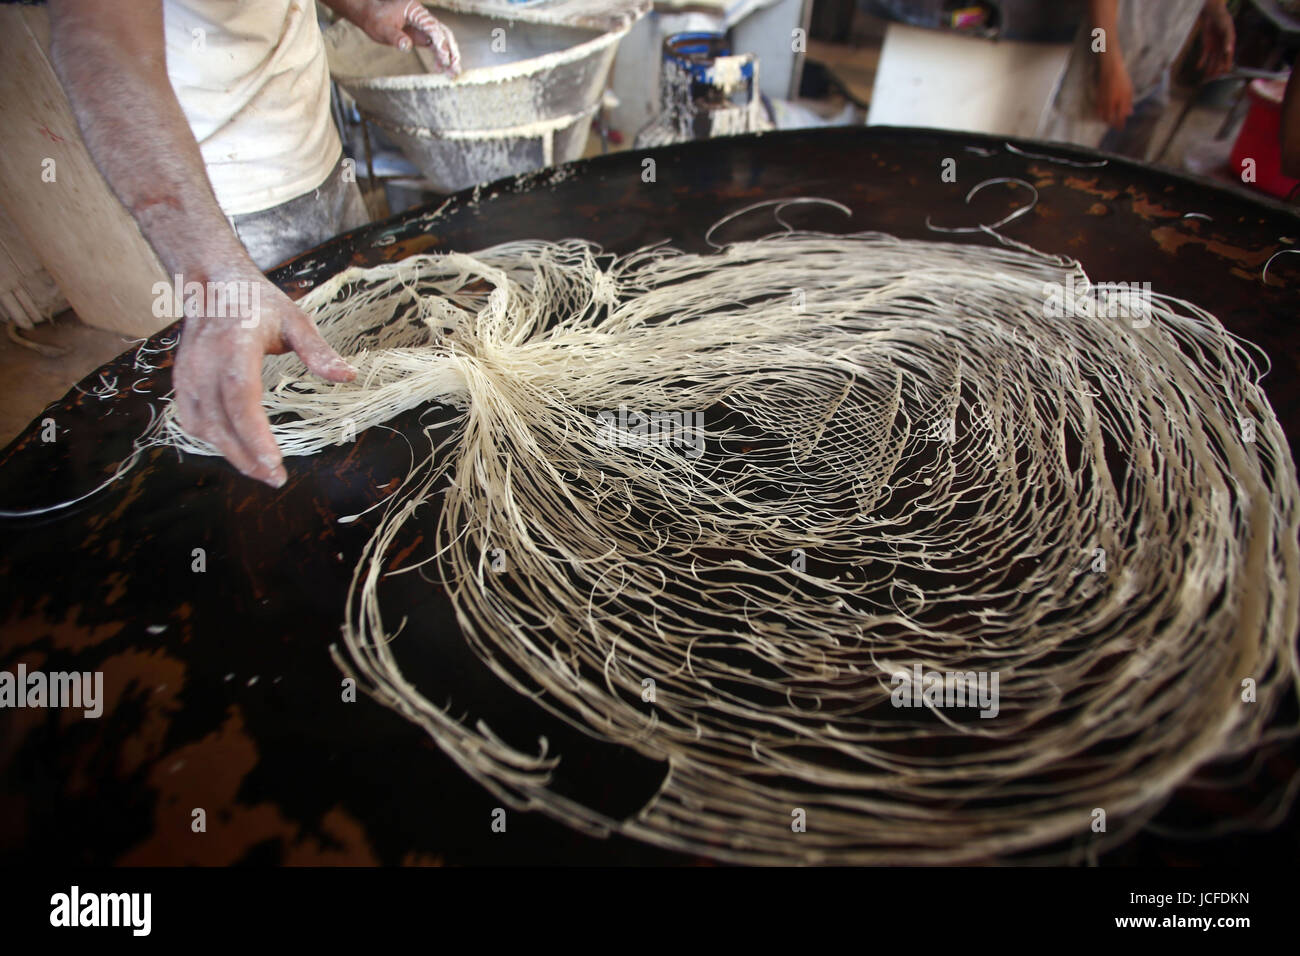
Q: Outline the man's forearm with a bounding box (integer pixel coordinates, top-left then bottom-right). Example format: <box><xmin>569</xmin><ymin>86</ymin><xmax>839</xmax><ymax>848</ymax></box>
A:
<box><xmin>1089</xmin><ymin>0</ymin><xmax>1122</xmax><ymax>60</ymax></box>
<box><xmin>48</xmin><ymin>0</ymin><xmax>355</xmax><ymax>489</ymax></box>
<box><xmin>48</xmin><ymin>0</ymin><xmax>252</xmax><ymax>282</ymax></box>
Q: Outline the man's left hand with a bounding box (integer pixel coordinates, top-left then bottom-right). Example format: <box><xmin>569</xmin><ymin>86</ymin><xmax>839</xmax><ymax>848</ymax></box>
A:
<box><xmin>342</xmin><ymin>0</ymin><xmax>461</xmax><ymax>74</ymax></box>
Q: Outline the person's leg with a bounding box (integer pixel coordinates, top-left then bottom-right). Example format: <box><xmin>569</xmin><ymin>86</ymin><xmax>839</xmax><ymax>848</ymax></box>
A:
<box><xmin>229</xmin><ymin>154</ymin><xmax>371</xmax><ymax>271</ymax></box>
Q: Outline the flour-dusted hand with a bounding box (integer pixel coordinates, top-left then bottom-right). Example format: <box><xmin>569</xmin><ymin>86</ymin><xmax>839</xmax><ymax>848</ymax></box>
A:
<box><xmin>46</xmin><ymin>0</ymin><xmax>356</xmax><ymax>488</ymax></box>
<box><xmin>327</xmin><ymin>0</ymin><xmax>461</xmax><ymax>75</ymax></box>
<box><xmin>173</xmin><ymin>269</ymin><xmax>356</xmax><ymax>487</ymax></box>
<box><xmin>402</xmin><ymin>0</ymin><xmax>462</xmax><ymax>74</ymax></box>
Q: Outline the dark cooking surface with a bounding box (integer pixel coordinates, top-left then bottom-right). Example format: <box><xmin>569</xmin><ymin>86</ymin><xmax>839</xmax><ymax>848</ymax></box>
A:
<box><xmin>1</xmin><ymin>127</ymin><xmax>1297</xmax><ymax>865</ymax></box>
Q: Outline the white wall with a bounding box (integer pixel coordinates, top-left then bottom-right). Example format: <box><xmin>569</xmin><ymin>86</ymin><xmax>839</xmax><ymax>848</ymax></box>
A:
<box><xmin>867</xmin><ymin>23</ymin><xmax>1072</xmax><ymax>138</ymax></box>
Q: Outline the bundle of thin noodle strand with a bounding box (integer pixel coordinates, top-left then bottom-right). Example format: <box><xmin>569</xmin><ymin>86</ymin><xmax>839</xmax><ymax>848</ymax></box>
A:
<box><xmin>158</xmin><ymin>228</ymin><xmax>1300</xmax><ymax>864</ymax></box>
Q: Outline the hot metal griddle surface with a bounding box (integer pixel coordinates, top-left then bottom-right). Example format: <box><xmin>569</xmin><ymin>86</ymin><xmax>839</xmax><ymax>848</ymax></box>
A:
<box><xmin>1</xmin><ymin>127</ymin><xmax>1298</xmax><ymax>865</ymax></box>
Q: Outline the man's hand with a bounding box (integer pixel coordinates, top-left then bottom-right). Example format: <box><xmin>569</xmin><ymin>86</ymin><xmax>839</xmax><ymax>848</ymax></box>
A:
<box><xmin>1088</xmin><ymin>0</ymin><xmax>1131</xmax><ymax>129</ymax></box>
<box><xmin>1198</xmin><ymin>0</ymin><xmax>1236</xmax><ymax>78</ymax></box>
<box><xmin>324</xmin><ymin>0</ymin><xmax>461</xmax><ymax>74</ymax></box>
<box><xmin>48</xmin><ymin>0</ymin><xmax>356</xmax><ymax>487</ymax></box>
<box><xmin>172</xmin><ymin>270</ymin><xmax>356</xmax><ymax>487</ymax></box>
<box><xmin>1097</xmin><ymin>56</ymin><xmax>1135</xmax><ymax>129</ymax></box>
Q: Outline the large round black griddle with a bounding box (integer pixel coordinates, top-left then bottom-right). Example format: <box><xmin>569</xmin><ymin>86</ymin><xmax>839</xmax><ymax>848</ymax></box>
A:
<box><xmin>1</xmin><ymin>127</ymin><xmax>1298</xmax><ymax>865</ymax></box>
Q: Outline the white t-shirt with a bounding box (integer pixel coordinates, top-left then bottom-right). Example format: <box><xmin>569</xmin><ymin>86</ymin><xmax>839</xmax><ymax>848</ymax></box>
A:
<box><xmin>163</xmin><ymin>0</ymin><xmax>341</xmax><ymax>216</ymax></box>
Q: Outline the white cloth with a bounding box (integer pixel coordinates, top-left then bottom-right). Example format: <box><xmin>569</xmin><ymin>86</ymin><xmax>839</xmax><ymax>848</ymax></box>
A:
<box><xmin>163</xmin><ymin>0</ymin><xmax>341</xmax><ymax>216</ymax></box>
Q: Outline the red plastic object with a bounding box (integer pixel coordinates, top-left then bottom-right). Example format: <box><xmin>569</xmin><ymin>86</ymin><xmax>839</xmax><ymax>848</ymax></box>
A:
<box><xmin>1229</xmin><ymin>75</ymin><xmax>1299</xmax><ymax>200</ymax></box>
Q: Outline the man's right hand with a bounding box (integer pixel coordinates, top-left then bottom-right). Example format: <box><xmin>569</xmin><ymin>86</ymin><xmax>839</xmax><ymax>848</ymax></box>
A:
<box><xmin>49</xmin><ymin>0</ymin><xmax>357</xmax><ymax>487</ymax></box>
<box><xmin>172</xmin><ymin>270</ymin><xmax>356</xmax><ymax>487</ymax></box>
<box><xmin>1096</xmin><ymin>56</ymin><xmax>1135</xmax><ymax>129</ymax></box>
